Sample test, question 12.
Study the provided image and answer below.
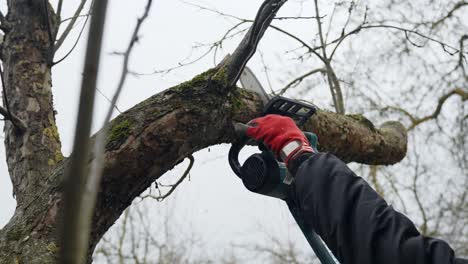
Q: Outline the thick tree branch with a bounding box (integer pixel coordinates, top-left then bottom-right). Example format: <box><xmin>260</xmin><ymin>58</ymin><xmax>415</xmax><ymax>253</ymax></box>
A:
<box><xmin>50</xmin><ymin>68</ymin><xmax>406</xmax><ymax>253</ymax></box>
<box><xmin>225</xmin><ymin>0</ymin><xmax>288</xmax><ymax>85</ymax></box>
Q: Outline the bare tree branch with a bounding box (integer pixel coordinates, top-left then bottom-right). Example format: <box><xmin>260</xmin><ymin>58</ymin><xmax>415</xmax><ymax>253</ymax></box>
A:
<box><xmin>431</xmin><ymin>1</ymin><xmax>468</xmax><ymax>29</ymax></box>
<box><xmin>383</xmin><ymin>88</ymin><xmax>467</xmax><ymax>131</ymax></box>
<box><xmin>61</xmin><ymin>13</ymin><xmax>90</xmax><ymax>24</ymax></box>
<box><xmin>54</xmin><ymin>0</ymin><xmax>89</xmax><ymax>52</ymax></box>
<box><xmin>225</xmin><ymin>0</ymin><xmax>288</xmax><ymax>85</ymax></box>
<box><xmin>53</xmin><ymin>6</ymin><xmax>91</xmax><ymax>65</ymax></box>
<box><xmin>314</xmin><ymin>0</ymin><xmax>345</xmax><ymax>114</ymax></box>
<box><xmin>408</xmin><ymin>88</ymin><xmax>467</xmax><ymax>130</ymax></box>
<box><xmin>60</xmin><ymin>0</ymin><xmax>109</xmax><ymax>262</ymax></box>
<box><xmin>141</xmin><ymin>155</ymin><xmax>194</xmax><ymax>202</ymax></box>
<box><xmin>277</xmin><ymin>68</ymin><xmax>326</xmax><ymax>95</ymax></box>
<box><xmin>86</xmin><ymin>0</ymin><xmax>153</xmax><ymax>241</ymax></box>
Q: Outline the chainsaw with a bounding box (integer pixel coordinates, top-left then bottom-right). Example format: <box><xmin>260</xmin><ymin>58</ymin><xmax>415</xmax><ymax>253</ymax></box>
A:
<box><xmin>229</xmin><ymin>67</ymin><xmax>338</xmax><ymax>264</ymax></box>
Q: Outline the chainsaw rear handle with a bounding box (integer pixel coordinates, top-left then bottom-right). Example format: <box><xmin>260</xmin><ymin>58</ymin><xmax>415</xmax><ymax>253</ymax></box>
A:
<box><xmin>233</xmin><ymin>122</ymin><xmax>250</xmax><ymax>137</ymax></box>
<box><xmin>229</xmin><ymin>122</ymin><xmax>319</xmax><ymax>178</ymax></box>
<box><xmin>229</xmin><ymin>123</ymin><xmax>250</xmax><ymax>178</ymax></box>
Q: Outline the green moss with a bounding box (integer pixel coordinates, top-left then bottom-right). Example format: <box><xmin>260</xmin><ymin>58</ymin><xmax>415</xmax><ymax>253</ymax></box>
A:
<box><xmin>43</xmin><ymin>124</ymin><xmax>60</xmax><ymax>141</ymax></box>
<box><xmin>106</xmin><ymin>119</ymin><xmax>132</xmax><ymax>150</ymax></box>
<box><xmin>48</xmin><ymin>159</ymin><xmax>55</xmax><ymax>166</ymax></box>
<box><xmin>211</xmin><ymin>66</ymin><xmax>228</xmax><ymax>85</ymax></box>
<box><xmin>55</xmin><ymin>149</ymin><xmax>64</xmax><ymax>163</ymax></box>
<box><xmin>46</xmin><ymin>243</ymin><xmax>59</xmax><ymax>254</ymax></box>
<box><xmin>229</xmin><ymin>92</ymin><xmax>246</xmax><ymax>114</ymax></box>
<box><xmin>173</xmin><ymin>68</ymin><xmax>219</xmax><ymax>92</ymax></box>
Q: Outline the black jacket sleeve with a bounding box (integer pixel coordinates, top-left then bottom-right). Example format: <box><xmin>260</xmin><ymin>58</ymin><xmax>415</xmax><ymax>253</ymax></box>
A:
<box><xmin>292</xmin><ymin>152</ymin><xmax>467</xmax><ymax>264</ymax></box>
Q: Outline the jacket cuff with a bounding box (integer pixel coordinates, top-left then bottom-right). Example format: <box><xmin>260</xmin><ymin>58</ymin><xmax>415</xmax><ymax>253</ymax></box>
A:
<box><xmin>287</xmin><ymin>152</ymin><xmax>314</xmax><ymax>176</ymax></box>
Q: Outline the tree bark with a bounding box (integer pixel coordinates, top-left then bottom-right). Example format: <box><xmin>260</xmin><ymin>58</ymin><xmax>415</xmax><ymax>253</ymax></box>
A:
<box><xmin>0</xmin><ymin>1</ymin><xmax>62</xmax><ymax>263</ymax></box>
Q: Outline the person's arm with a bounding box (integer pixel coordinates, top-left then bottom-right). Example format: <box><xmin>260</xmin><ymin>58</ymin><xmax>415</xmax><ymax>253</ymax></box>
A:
<box><xmin>291</xmin><ymin>152</ymin><xmax>467</xmax><ymax>264</ymax></box>
<box><xmin>245</xmin><ymin>114</ymin><xmax>466</xmax><ymax>264</ymax></box>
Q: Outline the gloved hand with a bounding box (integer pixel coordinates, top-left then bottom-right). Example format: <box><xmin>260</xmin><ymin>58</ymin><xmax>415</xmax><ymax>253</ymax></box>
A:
<box><xmin>246</xmin><ymin>114</ymin><xmax>314</xmax><ymax>166</ymax></box>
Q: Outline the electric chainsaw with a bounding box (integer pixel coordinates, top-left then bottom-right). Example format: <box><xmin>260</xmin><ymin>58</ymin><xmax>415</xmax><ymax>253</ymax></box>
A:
<box><xmin>229</xmin><ymin>67</ymin><xmax>338</xmax><ymax>264</ymax></box>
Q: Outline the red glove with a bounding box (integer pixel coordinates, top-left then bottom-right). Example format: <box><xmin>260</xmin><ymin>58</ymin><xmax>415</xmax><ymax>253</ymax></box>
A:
<box><xmin>246</xmin><ymin>114</ymin><xmax>314</xmax><ymax>166</ymax></box>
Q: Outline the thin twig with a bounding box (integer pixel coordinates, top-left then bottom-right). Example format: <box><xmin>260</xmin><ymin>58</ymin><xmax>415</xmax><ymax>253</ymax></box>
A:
<box><xmin>96</xmin><ymin>88</ymin><xmax>122</xmax><ymax>114</ymax></box>
<box><xmin>53</xmin><ymin>5</ymin><xmax>91</xmax><ymax>66</ymax></box>
<box><xmin>61</xmin><ymin>13</ymin><xmax>90</xmax><ymax>24</ymax></box>
<box><xmin>55</xmin><ymin>0</ymin><xmax>89</xmax><ymax>52</ymax></box>
<box><xmin>87</xmin><ymin>0</ymin><xmax>154</xmax><ymax>212</ymax></box>
<box><xmin>60</xmin><ymin>0</ymin><xmax>109</xmax><ymax>262</ymax></box>
<box><xmin>314</xmin><ymin>0</ymin><xmax>345</xmax><ymax>114</ymax></box>
<box><xmin>141</xmin><ymin>155</ymin><xmax>195</xmax><ymax>202</ymax></box>
<box><xmin>277</xmin><ymin>68</ymin><xmax>326</xmax><ymax>95</ymax></box>
<box><xmin>269</xmin><ymin>24</ymin><xmax>326</xmax><ymax>63</ymax></box>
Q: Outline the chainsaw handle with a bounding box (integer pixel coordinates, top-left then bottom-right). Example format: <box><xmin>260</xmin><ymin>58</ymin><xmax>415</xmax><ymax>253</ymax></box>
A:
<box><xmin>229</xmin><ymin>122</ymin><xmax>253</xmax><ymax>178</ymax></box>
<box><xmin>228</xmin><ymin>134</ymin><xmax>249</xmax><ymax>179</ymax></box>
<box><xmin>233</xmin><ymin>122</ymin><xmax>250</xmax><ymax>137</ymax></box>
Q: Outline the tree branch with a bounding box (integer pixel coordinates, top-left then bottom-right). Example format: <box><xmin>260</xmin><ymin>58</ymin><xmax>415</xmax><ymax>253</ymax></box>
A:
<box><xmin>86</xmin><ymin>0</ymin><xmax>153</xmax><ymax>243</ymax></box>
<box><xmin>407</xmin><ymin>88</ymin><xmax>467</xmax><ymax>130</ymax></box>
<box><xmin>54</xmin><ymin>0</ymin><xmax>88</xmax><ymax>52</ymax></box>
<box><xmin>0</xmin><ymin>10</ymin><xmax>5</xmax><ymax>25</ymax></box>
<box><xmin>60</xmin><ymin>0</ymin><xmax>109</xmax><ymax>262</ymax></box>
<box><xmin>431</xmin><ymin>1</ymin><xmax>468</xmax><ymax>29</ymax></box>
<box><xmin>225</xmin><ymin>0</ymin><xmax>288</xmax><ymax>85</ymax></box>
<box><xmin>56</xmin><ymin>0</ymin><xmax>64</xmax><ymax>19</ymax></box>
<box><xmin>383</xmin><ymin>88</ymin><xmax>467</xmax><ymax>131</ymax></box>
<box><xmin>313</xmin><ymin>0</ymin><xmax>345</xmax><ymax>114</ymax></box>
<box><xmin>142</xmin><ymin>155</ymin><xmax>194</xmax><ymax>202</ymax></box>
<box><xmin>277</xmin><ymin>68</ymin><xmax>326</xmax><ymax>95</ymax></box>
<box><xmin>53</xmin><ymin>8</ymin><xmax>91</xmax><ymax>65</ymax></box>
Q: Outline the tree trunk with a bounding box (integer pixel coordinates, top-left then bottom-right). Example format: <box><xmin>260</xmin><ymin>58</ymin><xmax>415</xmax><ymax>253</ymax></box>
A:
<box><xmin>0</xmin><ymin>2</ymin><xmax>407</xmax><ymax>263</ymax></box>
<box><xmin>0</xmin><ymin>1</ymin><xmax>62</xmax><ymax>263</ymax></box>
